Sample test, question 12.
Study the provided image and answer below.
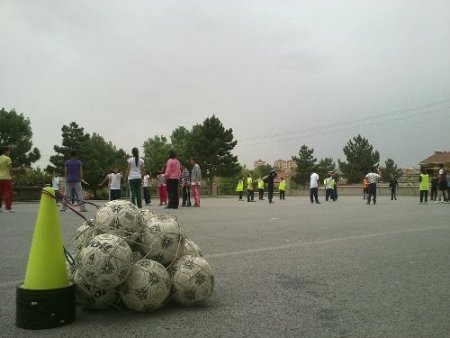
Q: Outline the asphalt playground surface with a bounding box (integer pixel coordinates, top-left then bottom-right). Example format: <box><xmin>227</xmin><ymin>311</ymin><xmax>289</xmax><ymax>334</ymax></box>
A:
<box><xmin>0</xmin><ymin>195</ymin><xmax>449</xmax><ymax>338</ymax></box>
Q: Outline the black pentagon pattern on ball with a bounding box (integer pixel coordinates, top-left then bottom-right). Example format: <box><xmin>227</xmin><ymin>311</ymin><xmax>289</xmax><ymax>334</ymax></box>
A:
<box><xmin>110</xmin><ymin>217</ymin><xmax>122</xmax><ymax>229</ymax></box>
<box><xmin>134</xmin><ymin>287</ymin><xmax>148</xmax><ymax>301</ymax></box>
<box><xmin>182</xmin><ymin>259</ymin><xmax>196</xmax><ymax>270</ymax></box>
<box><xmin>160</xmin><ymin>235</ymin><xmax>173</xmax><ymax>249</ymax></box>
<box><xmin>101</xmin><ymin>260</ymin><xmax>115</xmax><ymax>274</ymax></box>
<box><xmin>195</xmin><ymin>273</ymin><xmax>206</xmax><ymax>286</ymax></box>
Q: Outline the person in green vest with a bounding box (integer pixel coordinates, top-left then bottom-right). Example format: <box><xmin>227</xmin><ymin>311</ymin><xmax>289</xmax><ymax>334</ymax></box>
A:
<box><xmin>278</xmin><ymin>177</ymin><xmax>286</xmax><ymax>200</ymax></box>
<box><xmin>419</xmin><ymin>169</ymin><xmax>430</xmax><ymax>204</ymax></box>
<box><xmin>257</xmin><ymin>177</ymin><xmax>265</xmax><ymax>200</ymax></box>
<box><xmin>324</xmin><ymin>172</ymin><xmax>336</xmax><ymax>202</ymax></box>
<box><xmin>236</xmin><ymin>177</ymin><xmax>244</xmax><ymax>201</ymax></box>
<box><xmin>246</xmin><ymin>174</ymin><xmax>255</xmax><ymax>202</ymax></box>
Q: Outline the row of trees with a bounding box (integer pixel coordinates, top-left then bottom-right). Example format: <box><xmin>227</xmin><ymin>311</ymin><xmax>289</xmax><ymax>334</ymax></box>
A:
<box><xmin>292</xmin><ymin>135</ymin><xmax>403</xmax><ymax>185</ymax></box>
<box><xmin>1</xmin><ymin>108</ymin><xmax>403</xmax><ymax>194</ymax></box>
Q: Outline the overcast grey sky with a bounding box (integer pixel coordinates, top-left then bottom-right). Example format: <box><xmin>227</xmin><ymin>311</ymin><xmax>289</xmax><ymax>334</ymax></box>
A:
<box><xmin>1</xmin><ymin>0</ymin><xmax>449</xmax><ymax>169</ymax></box>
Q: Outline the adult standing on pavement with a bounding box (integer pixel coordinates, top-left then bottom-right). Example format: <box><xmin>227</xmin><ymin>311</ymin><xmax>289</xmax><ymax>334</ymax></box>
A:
<box><xmin>365</xmin><ymin>167</ymin><xmax>381</xmax><ymax>205</ymax></box>
<box><xmin>125</xmin><ymin>147</ymin><xmax>144</xmax><ymax>208</ymax></box>
<box><xmin>61</xmin><ymin>150</ymin><xmax>87</xmax><ymax>212</ymax></box>
<box><xmin>264</xmin><ymin>170</ymin><xmax>277</xmax><ymax>204</ymax></box>
<box><xmin>309</xmin><ymin>169</ymin><xmax>320</xmax><ymax>204</ymax></box>
<box><xmin>0</xmin><ymin>146</ymin><xmax>14</xmax><ymax>212</ymax></box>
<box><xmin>164</xmin><ymin>150</ymin><xmax>181</xmax><ymax>209</ymax></box>
<box><xmin>190</xmin><ymin>157</ymin><xmax>201</xmax><ymax>207</ymax></box>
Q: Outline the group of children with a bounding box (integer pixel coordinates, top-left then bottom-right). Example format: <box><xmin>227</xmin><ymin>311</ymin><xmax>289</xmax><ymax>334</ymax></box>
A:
<box><xmin>235</xmin><ymin>173</ymin><xmax>287</xmax><ymax>203</ymax></box>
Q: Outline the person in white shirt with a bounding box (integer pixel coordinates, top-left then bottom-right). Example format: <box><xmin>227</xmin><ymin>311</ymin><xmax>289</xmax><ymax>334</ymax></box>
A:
<box><xmin>99</xmin><ymin>167</ymin><xmax>122</xmax><ymax>201</ymax></box>
<box><xmin>51</xmin><ymin>173</ymin><xmax>62</xmax><ymax>206</ymax></box>
<box><xmin>365</xmin><ymin>167</ymin><xmax>381</xmax><ymax>205</ymax></box>
<box><xmin>310</xmin><ymin>169</ymin><xmax>320</xmax><ymax>204</ymax></box>
<box><xmin>124</xmin><ymin>147</ymin><xmax>144</xmax><ymax>208</ymax></box>
<box><xmin>142</xmin><ymin>170</ymin><xmax>152</xmax><ymax>205</ymax></box>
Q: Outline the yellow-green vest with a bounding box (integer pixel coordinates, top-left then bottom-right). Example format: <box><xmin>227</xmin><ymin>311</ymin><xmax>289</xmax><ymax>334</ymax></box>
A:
<box><xmin>257</xmin><ymin>179</ymin><xmax>264</xmax><ymax>189</ymax></box>
<box><xmin>246</xmin><ymin>177</ymin><xmax>253</xmax><ymax>190</ymax></box>
<box><xmin>236</xmin><ymin>180</ymin><xmax>244</xmax><ymax>192</ymax></box>
<box><xmin>279</xmin><ymin>180</ymin><xmax>286</xmax><ymax>191</ymax></box>
<box><xmin>419</xmin><ymin>174</ymin><xmax>429</xmax><ymax>190</ymax></box>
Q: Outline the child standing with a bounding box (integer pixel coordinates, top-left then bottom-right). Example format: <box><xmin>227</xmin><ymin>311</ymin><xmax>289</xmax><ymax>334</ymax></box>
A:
<box><xmin>143</xmin><ymin>170</ymin><xmax>152</xmax><ymax>205</ymax></box>
<box><xmin>156</xmin><ymin>171</ymin><xmax>167</xmax><ymax>206</ymax></box>
<box><xmin>419</xmin><ymin>169</ymin><xmax>430</xmax><ymax>204</ymax></box>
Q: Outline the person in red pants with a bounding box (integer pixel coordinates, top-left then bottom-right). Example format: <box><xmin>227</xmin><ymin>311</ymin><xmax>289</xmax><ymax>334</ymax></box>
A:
<box><xmin>0</xmin><ymin>146</ymin><xmax>14</xmax><ymax>213</ymax></box>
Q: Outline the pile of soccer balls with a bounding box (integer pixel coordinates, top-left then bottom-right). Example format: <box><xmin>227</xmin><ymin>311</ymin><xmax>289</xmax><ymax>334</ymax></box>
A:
<box><xmin>67</xmin><ymin>199</ymin><xmax>214</xmax><ymax>312</ymax></box>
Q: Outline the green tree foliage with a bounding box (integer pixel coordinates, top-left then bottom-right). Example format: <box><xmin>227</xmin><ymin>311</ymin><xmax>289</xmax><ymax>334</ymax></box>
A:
<box><xmin>0</xmin><ymin>108</ymin><xmax>41</xmax><ymax>167</ymax></box>
<box><xmin>170</xmin><ymin>126</ymin><xmax>192</xmax><ymax>167</ymax></box>
<box><xmin>338</xmin><ymin>134</ymin><xmax>380</xmax><ymax>184</ymax></box>
<box><xmin>292</xmin><ymin>145</ymin><xmax>316</xmax><ymax>187</ymax></box>
<box><xmin>49</xmin><ymin>123</ymin><xmax>126</xmax><ymax>197</ymax></box>
<box><xmin>254</xmin><ymin>163</ymin><xmax>273</xmax><ymax>179</ymax></box>
<box><xmin>379</xmin><ymin>158</ymin><xmax>403</xmax><ymax>181</ymax></box>
<box><xmin>316</xmin><ymin>157</ymin><xmax>336</xmax><ymax>182</ymax></box>
<box><xmin>142</xmin><ymin>135</ymin><xmax>171</xmax><ymax>176</ymax></box>
<box><xmin>82</xmin><ymin>133</ymin><xmax>127</xmax><ymax>197</ymax></box>
<box><xmin>47</xmin><ymin>122</ymin><xmax>90</xmax><ymax>174</ymax></box>
<box><xmin>189</xmin><ymin>115</ymin><xmax>241</xmax><ymax>193</ymax></box>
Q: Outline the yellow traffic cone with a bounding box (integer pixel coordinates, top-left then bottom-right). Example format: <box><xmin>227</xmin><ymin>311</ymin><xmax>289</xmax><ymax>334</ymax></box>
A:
<box><xmin>16</xmin><ymin>187</ymin><xmax>76</xmax><ymax>330</ymax></box>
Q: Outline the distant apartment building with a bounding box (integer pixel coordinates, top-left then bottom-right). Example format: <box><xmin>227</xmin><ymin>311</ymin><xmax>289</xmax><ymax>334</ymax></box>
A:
<box><xmin>253</xmin><ymin>159</ymin><xmax>267</xmax><ymax>169</ymax></box>
<box><xmin>273</xmin><ymin>159</ymin><xmax>297</xmax><ymax>174</ymax></box>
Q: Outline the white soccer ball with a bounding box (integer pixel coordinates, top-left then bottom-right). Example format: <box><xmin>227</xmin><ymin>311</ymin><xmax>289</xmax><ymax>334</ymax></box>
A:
<box><xmin>183</xmin><ymin>238</ymin><xmax>203</xmax><ymax>257</ymax></box>
<box><xmin>120</xmin><ymin>258</ymin><xmax>171</xmax><ymax>312</ymax></box>
<box><xmin>77</xmin><ymin>233</ymin><xmax>133</xmax><ymax>289</ymax></box>
<box><xmin>140</xmin><ymin>209</ymin><xmax>157</xmax><ymax>223</ymax></box>
<box><xmin>72</xmin><ymin>219</ymin><xmax>102</xmax><ymax>254</ymax></box>
<box><xmin>140</xmin><ymin>214</ymin><xmax>185</xmax><ymax>266</ymax></box>
<box><xmin>170</xmin><ymin>255</ymin><xmax>214</xmax><ymax>306</ymax></box>
<box><xmin>74</xmin><ymin>270</ymin><xmax>119</xmax><ymax>310</ymax></box>
<box><xmin>95</xmin><ymin>200</ymin><xmax>143</xmax><ymax>245</ymax></box>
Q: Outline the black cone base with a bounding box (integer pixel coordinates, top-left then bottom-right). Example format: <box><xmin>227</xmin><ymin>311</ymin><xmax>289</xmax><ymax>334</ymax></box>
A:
<box><xmin>16</xmin><ymin>283</ymin><xmax>76</xmax><ymax>330</ymax></box>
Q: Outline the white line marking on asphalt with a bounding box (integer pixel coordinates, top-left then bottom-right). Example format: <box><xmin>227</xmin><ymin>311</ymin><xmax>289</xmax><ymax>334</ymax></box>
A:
<box><xmin>1</xmin><ymin>225</ymin><xmax>448</xmax><ymax>289</ymax></box>
<box><xmin>204</xmin><ymin>225</ymin><xmax>450</xmax><ymax>259</ymax></box>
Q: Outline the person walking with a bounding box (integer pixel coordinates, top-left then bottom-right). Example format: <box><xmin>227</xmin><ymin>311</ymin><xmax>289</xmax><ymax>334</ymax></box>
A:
<box><xmin>236</xmin><ymin>177</ymin><xmax>244</xmax><ymax>201</ymax></box>
<box><xmin>365</xmin><ymin>167</ymin><xmax>381</xmax><ymax>205</ymax></box>
<box><xmin>163</xmin><ymin>150</ymin><xmax>181</xmax><ymax>209</ymax></box>
<box><xmin>190</xmin><ymin>158</ymin><xmax>201</xmax><ymax>207</ymax></box>
<box><xmin>309</xmin><ymin>169</ymin><xmax>320</xmax><ymax>204</ymax></box>
<box><xmin>61</xmin><ymin>150</ymin><xmax>87</xmax><ymax>212</ymax></box>
<box><xmin>419</xmin><ymin>169</ymin><xmax>430</xmax><ymax>204</ymax></box>
<box><xmin>264</xmin><ymin>170</ymin><xmax>277</xmax><ymax>204</ymax></box>
<box><xmin>125</xmin><ymin>147</ymin><xmax>144</xmax><ymax>208</ymax></box>
<box><xmin>142</xmin><ymin>170</ymin><xmax>152</xmax><ymax>205</ymax></box>
<box><xmin>180</xmin><ymin>164</ymin><xmax>191</xmax><ymax>207</ymax></box>
<box><xmin>278</xmin><ymin>177</ymin><xmax>286</xmax><ymax>200</ymax></box>
<box><xmin>389</xmin><ymin>176</ymin><xmax>399</xmax><ymax>200</ymax></box>
<box><xmin>0</xmin><ymin>146</ymin><xmax>14</xmax><ymax>212</ymax></box>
